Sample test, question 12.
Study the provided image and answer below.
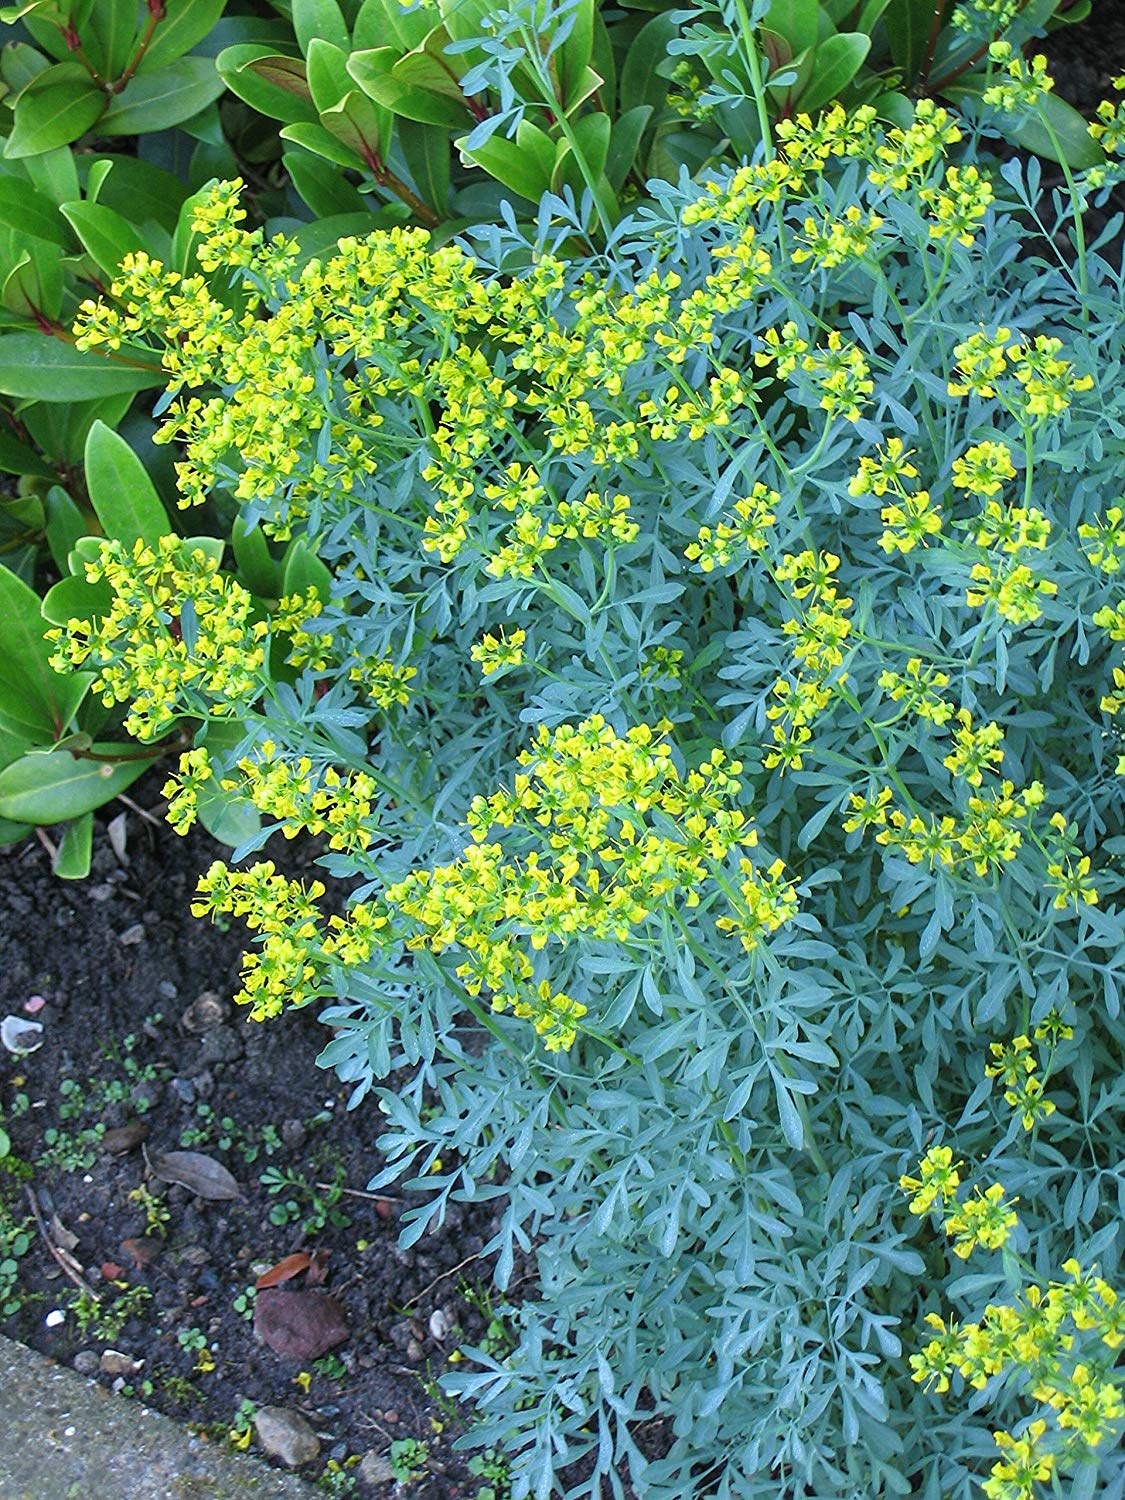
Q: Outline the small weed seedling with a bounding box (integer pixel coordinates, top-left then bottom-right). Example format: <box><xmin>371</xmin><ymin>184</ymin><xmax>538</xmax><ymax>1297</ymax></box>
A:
<box><xmin>176</xmin><ymin>1325</ymin><xmax>216</xmax><ymax>1374</ymax></box>
<box><xmin>70</xmin><ymin>1284</ymin><xmax>151</xmax><ymax>1340</ymax></box>
<box><xmin>389</xmin><ymin>1438</ymin><xmax>429</xmax><ymax>1484</ymax></box>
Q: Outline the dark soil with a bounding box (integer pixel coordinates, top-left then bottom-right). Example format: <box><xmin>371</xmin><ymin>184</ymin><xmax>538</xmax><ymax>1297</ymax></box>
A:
<box><xmin>0</xmin><ymin>780</ymin><xmax>504</xmax><ymax>1497</ymax></box>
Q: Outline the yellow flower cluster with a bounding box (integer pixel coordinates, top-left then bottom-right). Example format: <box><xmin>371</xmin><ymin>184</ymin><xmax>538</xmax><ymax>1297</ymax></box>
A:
<box><xmin>918</xmin><ymin>164</ymin><xmax>995</xmax><ymax>247</ymax></box>
<box><xmin>379</xmin><ymin>717</ymin><xmax>788</xmax><ymax>1050</ymax></box>
<box><xmin>1089</xmin><ymin>75</ymin><xmax>1125</xmax><ymax>154</ymax></box>
<box><xmin>270</xmin><ymin>587</ymin><xmax>416</xmax><ymax>709</ymax></box>
<box><xmin>851</xmin><ymin>438</ymin><xmax>942</xmax><ymax>554</ymax></box>
<box><xmin>685</xmin><ymin>483</ymin><xmax>778</xmax><ymax>571</ymax></box>
<box><xmin>471</xmin><ymin>625</ymin><xmax>527</xmax><ymax>677</ymax></box>
<box><xmin>48</xmin><ymin>537</ymin><xmax>266</xmax><ymax>741</ymax></box>
<box><xmin>983</xmin><ymin>42</ymin><xmax>1056</xmax><ymax>114</ymax></box>
<box><xmin>848</xmin><ymin>774</ymin><xmax>1045</xmax><ymax>877</ymax></box>
<box><xmin>900</xmin><ymin>1146</ymin><xmax>1018</xmax><ymax>1258</ymax></box>
<box><xmin>800</xmin><ymin>331</ymin><xmax>873</xmax><ymax>423</ymax></box>
<box><xmin>910</xmin><ymin>1250</ymin><xmax>1124</xmax><ymax>1498</ymax></box>
<box><xmin>224</xmin><ymin>741</ymin><xmax>378</xmax><ymax>853</ymax></box>
<box><xmin>878</xmin><ymin>658</ymin><xmax>954</xmax><ymax>727</ymax></box>
<box><xmin>984</xmin><ymin>1033</ymin><xmax>1057</xmax><ymax>1131</ymax></box>
<box><xmin>791</xmin><ymin>206</ymin><xmax>883</xmax><ymax>269</ymax></box>
<box><xmin>191</xmin><ymin>860</ymin><xmax>328</xmax><ymax>1018</ymax></box>
<box><xmin>766</xmin><ymin>550</ymin><xmax>852</xmax><ymax>771</ymax></box>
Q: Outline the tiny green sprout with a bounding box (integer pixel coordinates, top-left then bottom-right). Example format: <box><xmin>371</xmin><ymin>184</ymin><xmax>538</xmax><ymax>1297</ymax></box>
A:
<box><xmin>389</xmin><ymin>1438</ymin><xmax>429</xmax><ymax>1484</ymax></box>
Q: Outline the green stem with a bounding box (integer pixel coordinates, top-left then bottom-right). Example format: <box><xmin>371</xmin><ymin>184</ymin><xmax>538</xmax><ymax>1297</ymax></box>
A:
<box><xmin>731</xmin><ymin>0</ymin><xmax>774</xmax><ymax>162</ymax></box>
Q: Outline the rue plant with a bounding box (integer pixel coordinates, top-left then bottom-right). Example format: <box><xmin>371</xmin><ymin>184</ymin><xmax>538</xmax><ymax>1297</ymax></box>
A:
<box><xmin>51</xmin><ymin>51</ymin><xmax>1125</xmax><ymax>1500</ymax></box>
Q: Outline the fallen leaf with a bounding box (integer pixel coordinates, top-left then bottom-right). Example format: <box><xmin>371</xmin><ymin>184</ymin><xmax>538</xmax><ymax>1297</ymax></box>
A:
<box><xmin>121</xmin><ymin>1237</ymin><xmax>162</xmax><ymax>1268</ymax></box>
<box><xmin>254</xmin><ymin>1288</ymin><xmax>349</xmax><ymax>1361</ymax></box>
<box><xmin>256</xmin><ymin>1252</ymin><xmax>313</xmax><ymax>1290</ymax></box>
<box><xmin>107</xmin><ymin>812</ymin><xmax>129</xmax><ymax>866</ymax></box>
<box><xmin>49</xmin><ymin>1214</ymin><xmax>79</xmax><ymax>1252</ymax></box>
<box><xmin>145</xmin><ymin>1148</ymin><xmax>239</xmax><ymax>1201</ymax></box>
<box><xmin>101</xmin><ymin>1121</ymin><xmax>148</xmax><ymax>1155</ymax></box>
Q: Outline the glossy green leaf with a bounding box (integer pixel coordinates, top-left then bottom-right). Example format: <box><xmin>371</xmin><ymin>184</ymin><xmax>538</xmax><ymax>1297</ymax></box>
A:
<box><xmin>217</xmin><ymin>46</ymin><xmax>317</xmax><ymax>124</ymax></box>
<box><xmin>945</xmin><ymin>73</ymin><xmax>1105</xmax><ymax>171</ymax></box>
<box><xmin>797</xmin><ymin>33</ymin><xmax>870</xmax><ymax>114</ymax></box>
<box><xmin>763</xmin><ymin>0</ymin><xmax>820</xmax><ymax>55</ymax></box>
<box><xmin>320</xmin><ymin>91</ymin><xmax>392</xmax><ymax>165</ymax></box>
<box><xmin>398</xmin><ymin>117</ymin><xmax>451</xmax><ymax>215</ymax></box>
<box><xmin>884</xmin><ymin>0</ymin><xmax>937</xmax><ymax>82</ymax></box>
<box><xmin>22</xmin><ymin>142</ymin><xmax>80</xmax><ymax>205</ymax></box>
<box><xmin>197</xmin><ymin>781</ymin><xmax>261</xmax><ymax>846</ymax></box>
<box><xmin>348</xmin><ymin>48</ymin><xmax>472</xmax><ymax>128</ymax></box>
<box><xmin>52</xmin><ymin>808</ymin><xmax>92</xmax><ymax>877</ymax></box>
<box><xmin>0</xmin><ymin>744</ymin><xmax>148</xmax><ymax>824</ymax></box>
<box><xmin>352</xmin><ymin>0</ymin><xmax>431</xmax><ymax>51</ymax></box>
<box><xmin>1</xmin><ymin>245</ymin><xmax>63</xmax><ymax>322</ymax></box>
<box><xmin>140</xmin><ymin>0</ymin><xmax>228</xmax><ymax>74</ymax></box>
<box><xmin>61</xmin><ymin>198</ymin><xmax>148</xmax><ymax>278</ymax></box>
<box><xmin>98</xmin><ymin>57</ymin><xmax>226</xmax><ymax>135</ymax></box>
<box><xmin>43</xmin><ymin>486</ymin><xmax>86</xmax><ymax>571</ymax></box>
<box><xmin>279</xmin><ymin>121</ymin><xmax>367</xmax><ymax>170</ymax></box>
<box><xmin>555</xmin><ymin>0</ymin><xmax>595</xmax><ymax>110</ymax></box>
<box><xmin>0</xmin><ymin>335</ymin><xmax>164</xmax><ymax>400</ymax></box>
<box><xmin>605</xmin><ymin>105</ymin><xmax>652</xmax><ymax>194</ymax></box>
<box><xmin>457</xmin><ymin>120</ymin><xmax>557</xmax><ymax>203</ymax></box>
<box><xmin>282</xmin><ymin>147</ymin><xmax>368</xmax><ymax>217</ymax></box>
<box><xmin>41</xmin><ymin>572</ymin><xmax>114</xmax><ymax>625</ymax></box>
<box><xmin>306</xmin><ymin>37</ymin><xmax>354</xmax><ymax>114</ymax></box>
<box><xmin>293</xmin><ymin>0</ymin><xmax>350</xmax><ymax>55</ymax></box>
<box><xmin>85</xmin><ymin>0</ymin><xmax>141</xmax><ymax>78</ymax></box>
<box><xmin>232</xmin><ymin>515</ymin><xmax>284</xmax><ymax>597</ymax></box>
<box><xmin>0</xmin><ymin>562</ymin><xmax>90</xmax><ymax>741</ymax></box>
<box><xmin>0</xmin><ymin>177</ymin><xmax>68</xmax><ymax>245</ymax></box>
<box><xmin>0</xmin><ymin>427</ymin><xmax>56</xmax><ymax>480</ymax></box>
<box><xmin>84</xmin><ymin>420</ymin><xmax>170</xmax><ymax>549</ymax></box>
<box><xmin>81</xmin><ymin>154</ymin><xmax>187</xmax><ymax>232</ymax></box>
<box><xmin>620</xmin><ymin>14</ymin><xmax>678</xmax><ymax>115</ymax></box>
<box><xmin>4</xmin><ymin>65</ymin><xmax>106</xmax><ymax>158</ymax></box>
<box><xmin>282</xmin><ymin>538</ymin><xmax>331</xmax><ymax>601</ymax></box>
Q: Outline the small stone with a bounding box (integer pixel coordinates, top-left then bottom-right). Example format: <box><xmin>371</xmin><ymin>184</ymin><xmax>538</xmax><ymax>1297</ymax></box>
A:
<box><xmin>100</xmin><ymin>1121</ymin><xmax>148</xmax><ymax>1155</ymax></box>
<box><xmin>199</xmin><ymin>1027</ymin><xmax>242</xmax><ymax>1064</ymax></box>
<box><xmin>405</xmin><ymin>1339</ymin><xmax>424</xmax><ymax>1363</ymax></box>
<box><xmin>72</xmin><ymin>1351</ymin><xmax>99</xmax><ymax>1377</ymax></box>
<box><xmin>118</xmin><ymin>924</ymin><xmax>146</xmax><ymax>946</ymax></box>
<box><xmin>87</xmin><ymin>884</ymin><xmax>115</xmax><ymax>903</ymax></box>
<box><xmin>100</xmin><ymin>1349</ymin><xmax>142</xmax><ymax>1377</ymax></box>
<box><xmin>191</xmin><ymin>1068</ymin><xmax>215</xmax><ymax>1100</ymax></box>
<box><xmin>428</xmin><ymin>1307</ymin><xmax>452</xmax><ymax>1341</ymax></box>
<box><xmin>383</xmin><ymin>1410</ymin><xmax>399</xmax><ymax>1425</ymax></box>
<box><xmin>359</xmin><ymin>1452</ymin><xmax>395</xmax><ymax>1485</ymax></box>
<box><xmin>180</xmin><ymin>991</ymin><xmax>229</xmax><ymax>1033</ymax></box>
<box><xmin>157</xmin><ymin>981</ymin><xmax>178</xmax><ymax>1001</ymax></box>
<box><xmin>170</xmin><ymin>1077</ymin><xmax>195</xmax><ymax>1105</ymax></box>
<box><xmin>253</xmin><ymin>1406</ymin><xmax>320</xmax><ymax>1468</ymax></box>
<box><xmin>280</xmin><ymin>1120</ymin><xmax>307</xmax><ymax>1151</ymax></box>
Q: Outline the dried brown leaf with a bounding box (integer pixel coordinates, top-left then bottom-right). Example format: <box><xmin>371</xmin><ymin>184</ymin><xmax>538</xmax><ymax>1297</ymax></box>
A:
<box><xmin>146</xmin><ymin>1148</ymin><xmax>239</xmax><ymax>1201</ymax></box>
<box><xmin>254</xmin><ymin>1288</ymin><xmax>348</xmax><ymax>1361</ymax></box>
<box><xmin>256</xmin><ymin>1252</ymin><xmax>313</xmax><ymax>1290</ymax></box>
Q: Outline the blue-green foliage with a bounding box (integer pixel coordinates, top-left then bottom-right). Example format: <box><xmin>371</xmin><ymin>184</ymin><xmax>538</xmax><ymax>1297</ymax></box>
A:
<box><xmin>93</xmin><ymin>92</ymin><xmax>1125</xmax><ymax>1497</ymax></box>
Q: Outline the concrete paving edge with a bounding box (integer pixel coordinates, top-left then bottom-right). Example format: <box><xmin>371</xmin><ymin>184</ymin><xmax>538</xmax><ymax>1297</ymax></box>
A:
<box><xmin>0</xmin><ymin>1333</ymin><xmax>318</xmax><ymax>1499</ymax></box>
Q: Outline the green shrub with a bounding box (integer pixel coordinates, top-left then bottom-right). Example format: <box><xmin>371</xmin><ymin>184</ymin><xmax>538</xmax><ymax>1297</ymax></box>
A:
<box><xmin>51</xmin><ymin>53</ymin><xmax>1125</xmax><ymax>1500</ymax></box>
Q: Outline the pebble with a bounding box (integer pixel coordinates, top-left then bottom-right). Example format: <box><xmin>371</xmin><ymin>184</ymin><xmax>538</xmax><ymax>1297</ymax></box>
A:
<box><xmin>157</xmin><ymin>980</ymin><xmax>178</xmax><ymax>1001</ymax></box>
<box><xmin>170</xmin><ymin>1077</ymin><xmax>195</xmax><ymax>1105</ymax></box>
<box><xmin>358</xmin><ymin>1452</ymin><xmax>395</xmax><ymax>1485</ymax></box>
<box><xmin>87</xmin><ymin>883</ymin><xmax>115</xmax><ymax>903</ymax></box>
<box><xmin>100</xmin><ymin>1350</ymin><xmax>142</xmax><ymax>1377</ymax></box>
<box><xmin>405</xmin><ymin>1339</ymin><xmax>425</xmax><ymax>1364</ymax></box>
<box><xmin>117</xmin><ymin>924</ymin><xmax>146</xmax><ymax>946</ymax></box>
<box><xmin>72</xmin><ymin>1351</ymin><xmax>99</xmax><ymax>1377</ymax></box>
<box><xmin>253</xmin><ymin>1406</ymin><xmax>321</xmax><ymax>1468</ymax></box>
<box><xmin>199</xmin><ymin>1026</ymin><xmax>242</xmax><ymax>1064</ymax></box>
<box><xmin>180</xmin><ymin>991</ymin><xmax>229</xmax><ymax>1032</ymax></box>
<box><xmin>191</xmin><ymin>1068</ymin><xmax>215</xmax><ymax>1100</ymax></box>
<box><xmin>428</xmin><ymin>1307</ymin><xmax>452</xmax><ymax>1341</ymax></box>
<box><xmin>100</xmin><ymin>1121</ymin><xmax>148</xmax><ymax>1155</ymax></box>
<box><xmin>281</xmin><ymin>1119</ymin><xmax>307</xmax><ymax>1151</ymax></box>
